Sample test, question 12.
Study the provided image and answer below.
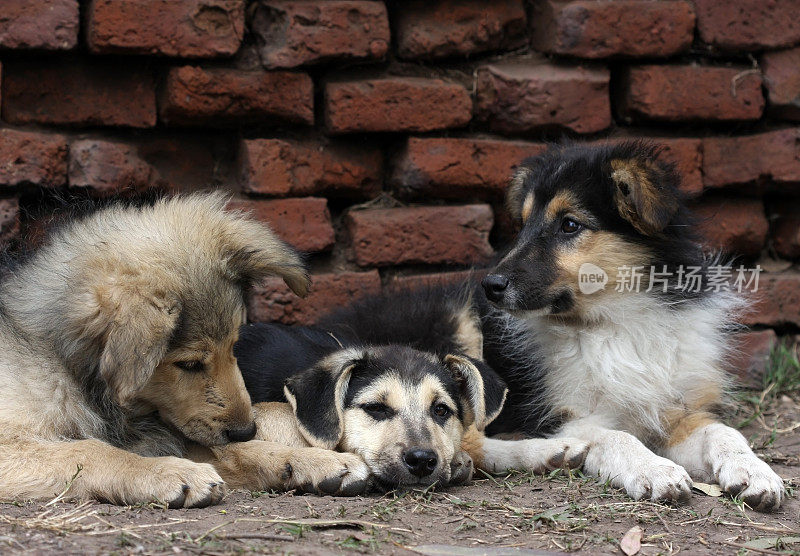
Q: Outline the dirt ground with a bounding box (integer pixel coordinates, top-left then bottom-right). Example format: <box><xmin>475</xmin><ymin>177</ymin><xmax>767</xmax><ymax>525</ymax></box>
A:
<box><xmin>1</xmin><ymin>395</ymin><xmax>798</xmax><ymax>556</ymax></box>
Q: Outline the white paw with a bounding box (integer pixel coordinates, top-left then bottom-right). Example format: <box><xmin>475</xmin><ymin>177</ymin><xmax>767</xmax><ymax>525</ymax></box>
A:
<box><xmin>717</xmin><ymin>454</ymin><xmax>784</xmax><ymax>511</ymax></box>
<box><xmin>484</xmin><ymin>437</ymin><xmax>589</xmax><ymax>474</ymax></box>
<box><xmin>622</xmin><ymin>456</ymin><xmax>692</xmax><ymax>503</ymax></box>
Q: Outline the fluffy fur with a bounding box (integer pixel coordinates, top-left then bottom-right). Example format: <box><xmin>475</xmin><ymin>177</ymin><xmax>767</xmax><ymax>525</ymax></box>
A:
<box><xmin>488</xmin><ymin>141</ymin><xmax>784</xmax><ymax>510</ymax></box>
<box><xmin>0</xmin><ymin>193</ymin><xmax>374</xmax><ymax>507</ymax></box>
<box><xmin>236</xmin><ymin>324</ymin><xmax>509</xmax><ymax>489</ymax></box>
<box><xmin>320</xmin><ymin>142</ymin><xmax>784</xmax><ymax>511</ymax></box>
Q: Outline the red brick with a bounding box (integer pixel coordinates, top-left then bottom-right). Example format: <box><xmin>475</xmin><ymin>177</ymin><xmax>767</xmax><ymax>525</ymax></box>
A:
<box><xmin>325</xmin><ymin>77</ymin><xmax>472</xmax><ymax>134</ymax></box>
<box><xmin>387</xmin><ymin>270</ymin><xmax>484</xmax><ymax>291</ymax></box>
<box><xmin>743</xmin><ymin>272</ymin><xmax>800</xmax><ymax>328</ymax></box>
<box><xmin>2</xmin><ymin>59</ymin><xmax>156</xmax><ymax>128</ymax></box>
<box><xmin>394</xmin><ymin>0</ymin><xmax>526</xmax><ymax>60</ymax></box>
<box><xmin>251</xmin><ymin>1</ymin><xmax>389</xmax><ymax>68</ymax></box>
<box><xmin>761</xmin><ymin>47</ymin><xmax>800</xmax><ymax>121</ymax></box>
<box><xmin>0</xmin><ymin>198</ymin><xmax>20</xmax><ymax>245</ymax></box>
<box><xmin>693</xmin><ymin>198</ymin><xmax>768</xmax><ymax>256</ymax></box>
<box><xmin>347</xmin><ymin>205</ymin><xmax>494</xmax><ymax>267</ymax></box>
<box><xmin>391</xmin><ymin>137</ymin><xmax>546</xmax><ymax>199</ymax></box>
<box><xmin>657</xmin><ymin>138</ymin><xmax>704</xmax><ymax>196</ymax></box>
<box><xmin>702</xmin><ymin>130</ymin><xmax>800</xmax><ymax>188</ymax></box>
<box><xmin>231</xmin><ymin>198</ymin><xmax>334</xmax><ymax>253</ymax></box>
<box><xmin>68</xmin><ymin>139</ymin><xmax>164</xmax><ymax>194</ymax></box>
<box><xmin>476</xmin><ymin>61</ymin><xmax>611</xmax><ymax>134</ymax></box>
<box><xmin>86</xmin><ymin>0</ymin><xmax>244</xmax><ymax>58</ymax></box>
<box><xmin>160</xmin><ymin>66</ymin><xmax>313</xmax><ymax>126</ymax></box>
<box><xmin>531</xmin><ymin>0</ymin><xmax>694</xmax><ymax>58</ymax></box>
<box><xmin>771</xmin><ymin>202</ymin><xmax>800</xmax><ymax>259</ymax></box>
<box><xmin>247</xmin><ymin>270</ymin><xmax>381</xmax><ymax>325</ymax></box>
<box><xmin>619</xmin><ymin>65</ymin><xmax>764</xmax><ymax>122</ymax></box>
<box><xmin>239</xmin><ymin>138</ymin><xmax>382</xmax><ymax>198</ymax></box>
<box><xmin>731</xmin><ymin>330</ymin><xmax>778</xmax><ymax>386</ymax></box>
<box><xmin>693</xmin><ymin>0</ymin><xmax>800</xmax><ymax>50</ymax></box>
<box><xmin>0</xmin><ymin>129</ymin><xmax>68</xmax><ymax>187</ymax></box>
<box><xmin>0</xmin><ymin>0</ymin><xmax>78</xmax><ymax>50</ymax></box>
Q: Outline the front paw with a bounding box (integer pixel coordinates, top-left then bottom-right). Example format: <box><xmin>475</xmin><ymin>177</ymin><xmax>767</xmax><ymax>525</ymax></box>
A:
<box><xmin>291</xmin><ymin>450</ymin><xmax>371</xmax><ymax>496</ymax></box>
<box><xmin>449</xmin><ymin>450</ymin><xmax>474</xmax><ymax>485</ymax></box>
<box><xmin>623</xmin><ymin>457</ymin><xmax>692</xmax><ymax>503</ymax></box>
<box><xmin>149</xmin><ymin>458</ymin><xmax>226</xmax><ymax>508</ymax></box>
<box><xmin>546</xmin><ymin>438</ymin><xmax>589</xmax><ymax>470</ymax></box>
<box><xmin>716</xmin><ymin>454</ymin><xmax>784</xmax><ymax>511</ymax></box>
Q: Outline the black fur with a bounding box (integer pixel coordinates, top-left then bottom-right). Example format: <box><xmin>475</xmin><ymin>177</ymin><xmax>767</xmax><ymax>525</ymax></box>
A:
<box><xmin>500</xmin><ymin>141</ymin><xmax>711</xmax><ymax>311</ymax></box>
<box><xmin>307</xmin><ymin>141</ymin><xmax>720</xmax><ymax>437</ymax></box>
<box><xmin>235</xmin><ymin>322</ymin><xmax>508</xmax><ymax>438</ymax></box>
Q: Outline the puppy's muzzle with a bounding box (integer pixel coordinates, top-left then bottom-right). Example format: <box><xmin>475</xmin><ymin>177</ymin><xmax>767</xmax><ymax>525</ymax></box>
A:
<box><xmin>225</xmin><ymin>422</ymin><xmax>257</xmax><ymax>443</ymax></box>
<box><xmin>482</xmin><ymin>274</ymin><xmax>509</xmax><ymax>303</ymax></box>
<box><xmin>403</xmin><ymin>448</ymin><xmax>438</xmax><ymax>478</ymax></box>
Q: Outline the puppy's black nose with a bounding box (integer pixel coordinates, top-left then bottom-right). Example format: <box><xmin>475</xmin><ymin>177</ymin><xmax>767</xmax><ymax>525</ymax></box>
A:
<box><xmin>225</xmin><ymin>422</ymin><xmax>257</xmax><ymax>443</ymax></box>
<box><xmin>403</xmin><ymin>448</ymin><xmax>438</xmax><ymax>478</ymax></box>
<box><xmin>482</xmin><ymin>274</ymin><xmax>509</xmax><ymax>303</ymax></box>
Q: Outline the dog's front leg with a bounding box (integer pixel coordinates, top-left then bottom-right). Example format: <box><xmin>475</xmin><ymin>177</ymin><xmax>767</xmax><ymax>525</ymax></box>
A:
<box><xmin>557</xmin><ymin>417</ymin><xmax>692</xmax><ymax>502</ymax></box>
<box><xmin>0</xmin><ymin>438</ymin><xmax>225</xmax><ymax>507</ymax></box>
<box><xmin>662</xmin><ymin>416</ymin><xmax>784</xmax><ymax>511</ymax></box>
<box><xmin>461</xmin><ymin>425</ymin><xmax>588</xmax><ymax>474</ymax></box>
<box><xmin>192</xmin><ymin>441</ymin><xmax>371</xmax><ymax>496</ymax></box>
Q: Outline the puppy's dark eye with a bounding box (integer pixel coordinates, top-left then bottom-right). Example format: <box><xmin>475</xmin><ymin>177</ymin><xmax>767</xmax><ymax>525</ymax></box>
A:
<box><xmin>432</xmin><ymin>403</ymin><xmax>452</xmax><ymax>419</ymax></box>
<box><xmin>175</xmin><ymin>360</ymin><xmax>205</xmax><ymax>373</ymax></box>
<box><xmin>560</xmin><ymin>218</ymin><xmax>582</xmax><ymax>235</ymax></box>
<box><xmin>361</xmin><ymin>403</ymin><xmax>394</xmax><ymax>421</ymax></box>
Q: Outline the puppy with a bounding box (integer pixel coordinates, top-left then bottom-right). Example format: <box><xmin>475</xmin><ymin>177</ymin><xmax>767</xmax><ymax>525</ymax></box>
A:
<box><xmin>236</xmin><ymin>323</ymin><xmax>509</xmax><ymax>489</ymax></box>
<box><xmin>0</xmin><ymin>193</ymin><xmax>371</xmax><ymax>507</ymax></box>
<box><xmin>318</xmin><ymin>142</ymin><xmax>784</xmax><ymax>511</ymax></box>
<box><xmin>486</xmin><ymin>141</ymin><xmax>784</xmax><ymax>510</ymax></box>
<box><xmin>315</xmin><ymin>287</ymin><xmax>591</xmax><ymax>477</ymax></box>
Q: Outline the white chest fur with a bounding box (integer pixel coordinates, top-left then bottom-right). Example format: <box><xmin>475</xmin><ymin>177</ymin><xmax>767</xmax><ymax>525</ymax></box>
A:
<box><xmin>521</xmin><ymin>293</ymin><xmax>739</xmax><ymax>438</ymax></box>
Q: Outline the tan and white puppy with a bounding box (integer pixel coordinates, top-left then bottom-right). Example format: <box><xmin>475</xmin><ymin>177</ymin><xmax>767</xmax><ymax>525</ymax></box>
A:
<box><xmin>0</xmin><ymin>193</ymin><xmax>370</xmax><ymax>507</ymax></box>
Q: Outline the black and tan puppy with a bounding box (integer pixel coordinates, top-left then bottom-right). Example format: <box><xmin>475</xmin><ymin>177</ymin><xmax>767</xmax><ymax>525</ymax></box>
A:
<box><xmin>235</xmin><ymin>323</ymin><xmax>508</xmax><ymax>490</ymax></box>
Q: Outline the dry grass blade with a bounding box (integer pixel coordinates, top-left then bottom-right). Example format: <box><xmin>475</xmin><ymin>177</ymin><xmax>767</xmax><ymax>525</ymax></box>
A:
<box><xmin>0</xmin><ymin>502</ymin><xmax>99</xmax><ymax>535</ymax></box>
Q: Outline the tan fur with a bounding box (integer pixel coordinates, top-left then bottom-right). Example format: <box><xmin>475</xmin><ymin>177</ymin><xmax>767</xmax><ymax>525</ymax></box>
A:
<box><xmin>665</xmin><ymin>412</ymin><xmax>716</xmax><ymax>448</ymax></box>
<box><xmin>552</xmin><ymin>230</ymin><xmax>653</xmax><ymax>318</ymax></box>
<box><xmin>460</xmin><ymin>425</ymin><xmax>485</xmax><ymax>470</ymax></box>
<box><xmin>277</xmin><ymin>347</ymin><xmax>486</xmax><ymax>488</ymax></box>
<box><xmin>521</xmin><ymin>193</ymin><xmax>535</xmax><ymax>223</ymax></box>
<box><xmin>544</xmin><ymin>191</ymin><xmax>578</xmax><ymax>222</ymax></box>
<box><xmin>506</xmin><ymin>167</ymin><xmax>532</xmax><ymax>220</ymax></box>
<box><xmin>611</xmin><ymin>158</ymin><xmax>678</xmax><ymax>235</ymax></box>
<box><xmin>454</xmin><ymin>302</ymin><xmax>484</xmax><ymax>360</ymax></box>
<box><xmin>340</xmin><ymin>373</ymin><xmax>465</xmax><ymax>486</ymax></box>
<box><xmin>0</xmin><ymin>193</ymin><xmax>365</xmax><ymax>507</ymax></box>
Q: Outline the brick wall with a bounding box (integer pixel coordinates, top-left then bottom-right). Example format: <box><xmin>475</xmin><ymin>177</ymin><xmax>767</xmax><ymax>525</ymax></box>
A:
<box><xmin>1</xmin><ymin>0</ymin><xmax>799</xmax><ymax>384</ymax></box>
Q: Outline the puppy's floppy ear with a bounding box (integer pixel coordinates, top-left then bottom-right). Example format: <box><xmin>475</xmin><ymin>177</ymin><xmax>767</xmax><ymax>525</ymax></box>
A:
<box><xmin>610</xmin><ymin>151</ymin><xmax>680</xmax><ymax>235</ymax></box>
<box><xmin>283</xmin><ymin>352</ymin><xmax>361</xmax><ymax>450</ymax></box>
<box><xmin>221</xmin><ymin>209</ymin><xmax>311</xmax><ymax>297</ymax></box>
<box><xmin>98</xmin><ymin>288</ymin><xmax>181</xmax><ymax>407</ymax></box>
<box><xmin>506</xmin><ymin>165</ymin><xmax>532</xmax><ymax>221</ymax></box>
<box><xmin>444</xmin><ymin>354</ymin><xmax>507</xmax><ymax>431</ymax></box>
